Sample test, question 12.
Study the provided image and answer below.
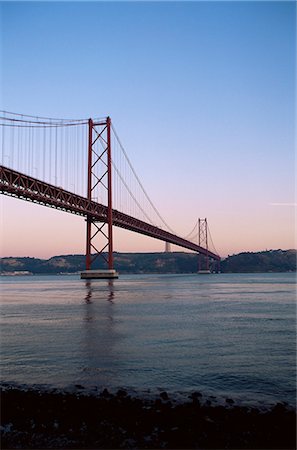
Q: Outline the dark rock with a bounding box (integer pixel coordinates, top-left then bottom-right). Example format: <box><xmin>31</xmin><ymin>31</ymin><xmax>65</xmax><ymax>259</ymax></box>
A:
<box><xmin>100</xmin><ymin>388</ymin><xmax>112</xmax><ymax>398</ymax></box>
<box><xmin>116</xmin><ymin>389</ymin><xmax>128</xmax><ymax>398</ymax></box>
<box><xmin>160</xmin><ymin>391</ymin><xmax>169</xmax><ymax>401</ymax></box>
<box><xmin>189</xmin><ymin>391</ymin><xmax>202</xmax><ymax>400</ymax></box>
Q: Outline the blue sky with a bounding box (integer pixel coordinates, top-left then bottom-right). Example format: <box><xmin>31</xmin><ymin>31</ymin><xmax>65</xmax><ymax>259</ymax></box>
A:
<box><xmin>1</xmin><ymin>1</ymin><xmax>296</xmax><ymax>258</ymax></box>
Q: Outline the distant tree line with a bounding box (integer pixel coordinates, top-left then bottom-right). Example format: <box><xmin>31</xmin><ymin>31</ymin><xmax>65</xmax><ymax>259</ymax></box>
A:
<box><xmin>0</xmin><ymin>249</ymin><xmax>296</xmax><ymax>275</ymax></box>
<box><xmin>221</xmin><ymin>249</ymin><xmax>296</xmax><ymax>273</ymax></box>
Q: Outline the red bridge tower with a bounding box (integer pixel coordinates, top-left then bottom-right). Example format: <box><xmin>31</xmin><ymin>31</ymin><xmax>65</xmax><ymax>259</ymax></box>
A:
<box><xmin>81</xmin><ymin>117</ymin><xmax>118</xmax><ymax>279</ymax></box>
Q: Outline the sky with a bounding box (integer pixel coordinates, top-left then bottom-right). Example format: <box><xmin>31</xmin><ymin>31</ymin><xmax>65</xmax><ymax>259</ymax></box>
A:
<box><xmin>0</xmin><ymin>0</ymin><xmax>296</xmax><ymax>259</ymax></box>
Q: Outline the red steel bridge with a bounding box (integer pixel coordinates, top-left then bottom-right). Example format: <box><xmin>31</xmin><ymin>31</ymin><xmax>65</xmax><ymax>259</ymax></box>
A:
<box><xmin>0</xmin><ymin>112</ymin><xmax>220</xmax><ymax>273</ymax></box>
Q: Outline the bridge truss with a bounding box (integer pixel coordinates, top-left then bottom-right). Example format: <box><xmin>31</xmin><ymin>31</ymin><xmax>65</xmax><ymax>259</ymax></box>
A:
<box><xmin>0</xmin><ymin>165</ymin><xmax>220</xmax><ymax>261</ymax></box>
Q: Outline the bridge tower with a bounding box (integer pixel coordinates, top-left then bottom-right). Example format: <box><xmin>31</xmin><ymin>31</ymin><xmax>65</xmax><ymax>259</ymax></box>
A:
<box><xmin>165</xmin><ymin>242</ymin><xmax>171</xmax><ymax>252</ymax></box>
<box><xmin>198</xmin><ymin>218</ymin><xmax>210</xmax><ymax>274</ymax></box>
<box><xmin>81</xmin><ymin>117</ymin><xmax>118</xmax><ymax>279</ymax></box>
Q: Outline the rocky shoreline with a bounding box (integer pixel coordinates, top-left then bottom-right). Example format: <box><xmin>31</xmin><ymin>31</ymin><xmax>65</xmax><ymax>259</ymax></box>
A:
<box><xmin>1</xmin><ymin>385</ymin><xmax>296</xmax><ymax>449</ymax></box>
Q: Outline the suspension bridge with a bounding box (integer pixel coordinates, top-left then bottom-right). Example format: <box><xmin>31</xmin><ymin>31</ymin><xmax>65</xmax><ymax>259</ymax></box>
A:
<box><xmin>0</xmin><ymin>111</ymin><xmax>220</xmax><ymax>278</ymax></box>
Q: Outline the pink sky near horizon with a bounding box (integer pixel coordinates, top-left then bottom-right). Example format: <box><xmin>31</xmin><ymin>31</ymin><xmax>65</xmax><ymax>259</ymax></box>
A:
<box><xmin>1</xmin><ymin>194</ymin><xmax>295</xmax><ymax>260</ymax></box>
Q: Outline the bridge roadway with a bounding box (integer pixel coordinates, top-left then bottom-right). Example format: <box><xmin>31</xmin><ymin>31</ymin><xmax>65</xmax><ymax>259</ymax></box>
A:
<box><xmin>0</xmin><ymin>165</ymin><xmax>220</xmax><ymax>261</ymax></box>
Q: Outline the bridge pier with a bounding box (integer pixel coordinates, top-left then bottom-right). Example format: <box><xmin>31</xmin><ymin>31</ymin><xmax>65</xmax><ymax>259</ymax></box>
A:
<box><xmin>80</xmin><ymin>269</ymin><xmax>118</xmax><ymax>279</ymax></box>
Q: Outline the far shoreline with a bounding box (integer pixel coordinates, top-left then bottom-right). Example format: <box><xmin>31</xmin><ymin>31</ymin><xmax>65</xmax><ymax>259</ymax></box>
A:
<box><xmin>1</xmin><ymin>249</ymin><xmax>296</xmax><ymax>275</ymax></box>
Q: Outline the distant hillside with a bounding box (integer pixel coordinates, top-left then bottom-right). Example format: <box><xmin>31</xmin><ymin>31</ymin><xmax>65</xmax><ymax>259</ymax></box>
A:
<box><xmin>0</xmin><ymin>250</ymin><xmax>296</xmax><ymax>275</ymax></box>
<box><xmin>0</xmin><ymin>252</ymin><xmax>197</xmax><ymax>275</ymax></box>
<box><xmin>221</xmin><ymin>249</ymin><xmax>296</xmax><ymax>273</ymax></box>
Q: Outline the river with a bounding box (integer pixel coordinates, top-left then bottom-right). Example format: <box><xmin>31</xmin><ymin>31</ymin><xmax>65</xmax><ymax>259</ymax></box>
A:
<box><xmin>0</xmin><ymin>272</ymin><xmax>295</xmax><ymax>407</ymax></box>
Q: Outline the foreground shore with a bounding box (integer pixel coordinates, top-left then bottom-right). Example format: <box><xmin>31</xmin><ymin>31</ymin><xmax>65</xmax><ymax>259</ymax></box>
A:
<box><xmin>1</xmin><ymin>385</ymin><xmax>296</xmax><ymax>449</ymax></box>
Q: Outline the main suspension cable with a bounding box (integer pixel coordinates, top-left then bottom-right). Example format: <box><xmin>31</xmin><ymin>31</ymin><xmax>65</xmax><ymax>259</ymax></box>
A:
<box><xmin>111</xmin><ymin>123</ymin><xmax>177</xmax><ymax>234</ymax></box>
<box><xmin>207</xmin><ymin>223</ymin><xmax>220</xmax><ymax>256</ymax></box>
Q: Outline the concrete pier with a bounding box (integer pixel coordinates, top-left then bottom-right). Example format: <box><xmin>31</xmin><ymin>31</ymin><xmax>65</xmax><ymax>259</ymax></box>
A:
<box><xmin>80</xmin><ymin>269</ymin><xmax>119</xmax><ymax>279</ymax></box>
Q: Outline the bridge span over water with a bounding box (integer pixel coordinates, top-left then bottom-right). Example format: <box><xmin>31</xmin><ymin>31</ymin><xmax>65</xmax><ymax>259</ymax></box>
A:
<box><xmin>0</xmin><ymin>112</ymin><xmax>220</xmax><ymax>277</ymax></box>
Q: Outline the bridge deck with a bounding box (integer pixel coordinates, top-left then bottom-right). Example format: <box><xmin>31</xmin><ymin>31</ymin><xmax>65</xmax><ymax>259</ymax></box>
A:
<box><xmin>0</xmin><ymin>165</ymin><xmax>220</xmax><ymax>261</ymax></box>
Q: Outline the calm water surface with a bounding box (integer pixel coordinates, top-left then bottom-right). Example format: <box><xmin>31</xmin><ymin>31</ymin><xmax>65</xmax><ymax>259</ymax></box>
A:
<box><xmin>0</xmin><ymin>273</ymin><xmax>296</xmax><ymax>406</ymax></box>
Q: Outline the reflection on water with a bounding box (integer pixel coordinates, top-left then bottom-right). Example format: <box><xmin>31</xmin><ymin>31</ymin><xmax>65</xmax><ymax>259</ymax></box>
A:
<box><xmin>0</xmin><ymin>273</ymin><xmax>296</xmax><ymax>406</ymax></box>
<box><xmin>82</xmin><ymin>279</ymin><xmax>118</xmax><ymax>385</ymax></box>
<box><xmin>84</xmin><ymin>280</ymin><xmax>115</xmax><ymax>304</ymax></box>
<box><xmin>107</xmin><ymin>280</ymin><xmax>115</xmax><ymax>303</ymax></box>
<box><xmin>84</xmin><ymin>281</ymin><xmax>93</xmax><ymax>304</ymax></box>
